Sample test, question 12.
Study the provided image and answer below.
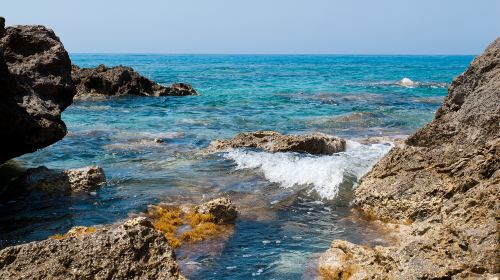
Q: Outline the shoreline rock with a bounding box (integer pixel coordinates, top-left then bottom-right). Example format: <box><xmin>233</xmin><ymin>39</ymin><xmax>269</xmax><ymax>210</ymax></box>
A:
<box><xmin>205</xmin><ymin>131</ymin><xmax>346</xmax><ymax>155</ymax></box>
<box><xmin>0</xmin><ymin>217</ymin><xmax>185</xmax><ymax>280</ymax></box>
<box><xmin>319</xmin><ymin>38</ymin><xmax>500</xmax><ymax>279</ymax></box>
<box><xmin>72</xmin><ymin>64</ymin><xmax>198</xmax><ymax>98</ymax></box>
<box><xmin>16</xmin><ymin>166</ymin><xmax>106</xmax><ymax>194</ymax></box>
<box><xmin>0</xmin><ymin>17</ymin><xmax>76</xmax><ymax>164</ymax></box>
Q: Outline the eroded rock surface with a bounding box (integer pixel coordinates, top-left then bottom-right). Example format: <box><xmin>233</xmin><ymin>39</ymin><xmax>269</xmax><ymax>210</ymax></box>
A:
<box><xmin>17</xmin><ymin>165</ymin><xmax>106</xmax><ymax>194</ymax></box>
<box><xmin>320</xmin><ymin>39</ymin><xmax>500</xmax><ymax>279</ymax></box>
<box><xmin>205</xmin><ymin>131</ymin><xmax>346</xmax><ymax>155</ymax></box>
<box><xmin>0</xmin><ymin>217</ymin><xmax>185</xmax><ymax>280</ymax></box>
<box><xmin>72</xmin><ymin>64</ymin><xmax>197</xmax><ymax>97</ymax></box>
<box><xmin>0</xmin><ymin>18</ymin><xmax>75</xmax><ymax>163</ymax></box>
<box><xmin>195</xmin><ymin>197</ymin><xmax>238</xmax><ymax>224</ymax></box>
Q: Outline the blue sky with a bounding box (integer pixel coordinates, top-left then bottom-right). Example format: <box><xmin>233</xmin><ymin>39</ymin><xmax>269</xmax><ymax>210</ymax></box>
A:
<box><xmin>2</xmin><ymin>0</ymin><xmax>499</xmax><ymax>54</ymax></box>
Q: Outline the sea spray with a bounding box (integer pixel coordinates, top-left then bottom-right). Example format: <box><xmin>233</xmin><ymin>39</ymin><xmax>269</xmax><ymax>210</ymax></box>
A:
<box><xmin>224</xmin><ymin>141</ymin><xmax>393</xmax><ymax>200</ymax></box>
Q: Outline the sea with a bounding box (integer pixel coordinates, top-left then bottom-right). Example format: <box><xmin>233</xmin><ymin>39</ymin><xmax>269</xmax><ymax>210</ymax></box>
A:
<box><xmin>0</xmin><ymin>54</ymin><xmax>472</xmax><ymax>279</ymax></box>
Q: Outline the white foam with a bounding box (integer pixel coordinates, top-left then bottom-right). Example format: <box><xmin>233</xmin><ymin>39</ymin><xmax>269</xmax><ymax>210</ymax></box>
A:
<box><xmin>224</xmin><ymin>140</ymin><xmax>392</xmax><ymax>200</ymax></box>
<box><xmin>398</xmin><ymin>77</ymin><xmax>416</xmax><ymax>87</ymax></box>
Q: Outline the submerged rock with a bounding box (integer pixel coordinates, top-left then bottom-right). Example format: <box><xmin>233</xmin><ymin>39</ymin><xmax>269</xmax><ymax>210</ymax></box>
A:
<box><xmin>17</xmin><ymin>166</ymin><xmax>106</xmax><ymax>194</ymax></box>
<box><xmin>0</xmin><ymin>18</ymin><xmax>76</xmax><ymax>164</ymax></box>
<box><xmin>195</xmin><ymin>197</ymin><xmax>238</xmax><ymax>224</ymax></box>
<box><xmin>205</xmin><ymin>131</ymin><xmax>346</xmax><ymax>155</ymax></box>
<box><xmin>0</xmin><ymin>217</ymin><xmax>185</xmax><ymax>280</ymax></box>
<box><xmin>72</xmin><ymin>64</ymin><xmax>198</xmax><ymax>97</ymax></box>
<box><xmin>319</xmin><ymin>38</ymin><xmax>500</xmax><ymax>278</ymax></box>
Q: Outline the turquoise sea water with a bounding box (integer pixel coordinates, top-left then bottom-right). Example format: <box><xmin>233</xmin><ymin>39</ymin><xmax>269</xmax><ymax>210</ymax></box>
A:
<box><xmin>1</xmin><ymin>55</ymin><xmax>472</xmax><ymax>279</ymax></box>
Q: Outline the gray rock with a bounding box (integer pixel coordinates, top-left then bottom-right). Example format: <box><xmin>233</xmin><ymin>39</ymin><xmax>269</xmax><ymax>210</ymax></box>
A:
<box><xmin>0</xmin><ymin>21</ymin><xmax>75</xmax><ymax>164</ymax></box>
<box><xmin>18</xmin><ymin>166</ymin><xmax>106</xmax><ymax>194</ymax></box>
<box><xmin>0</xmin><ymin>217</ymin><xmax>185</xmax><ymax>280</ymax></box>
<box><xmin>72</xmin><ymin>64</ymin><xmax>198</xmax><ymax>97</ymax></box>
<box><xmin>195</xmin><ymin>197</ymin><xmax>238</xmax><ymax>224</ymax></box>
<box><xmin>205</xmin><ymin>131</ymin><xmax>346</xmax><ymax>155</ymax></box>
<box><xmin>319</xmin><ymin>38</ymin><xmax>500</xmax><ymax>278</ymax></box>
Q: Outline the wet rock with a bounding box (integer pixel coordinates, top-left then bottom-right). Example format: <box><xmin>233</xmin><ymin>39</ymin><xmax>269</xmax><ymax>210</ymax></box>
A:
<box><xmin>0</xmin><ymin>19</ymin><xmax>76</xmax><ymax>164</ymax></box>
<box><xmin>195</xmin><ymin>197</ymin><xmax>238</xmax><ymax>224</ymax></box>
<box><xmin>0</xmin><ymin>217</ymin><xmax>185</xmax><ymax>280</ymax></box>
<box><xmin>319</xmin><ymin>38</ymin><xmax>500</xmax><ymax>278</ymax></box>
<box><xmin>72</xmin><ymin>64</ymin><xmax>198</xmax><ymax>97</ymax></box>
<box><xmin>17</xmin><ymin>166</ymin><xmax>106</xmax><ymax>194</ymax></box>
<box><xmin>205</xmin><ymin>131</ymin><xmax>346</xmax><ymax>155</ymax></box>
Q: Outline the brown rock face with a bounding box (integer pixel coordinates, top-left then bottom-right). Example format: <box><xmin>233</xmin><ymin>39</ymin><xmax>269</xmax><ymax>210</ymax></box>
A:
<box><xmin>17</xmin><ymin>166</ymin><xmax>106</xmax><ymax>194</ymax></box>
<box><xmin>319</xmin><ymin>39</ymin><xmax>500</xmax><ymax>279</ymax></box>
<box><xmin>0</xmin><ymin>217</ymin><xmax>185</xmax><ymax>280</ymax></box>
<box><xmin>205</xmin><ymin>131</ymin><xmax>346</xmax><ymax>155</ymax></box>
<box><xmin>195</xmin><ymin>197</ymin><xmax>238</xmax><ymax>224</ymax></box>
<box><xmin>72</xmin><ymin>64</ymin><xmax>197</xmax><ymax>97</ymax></box>
<box><xmin>0</xmin><ymin>20</ymin><xmax>75</xmax><ymax>164</ymax></box>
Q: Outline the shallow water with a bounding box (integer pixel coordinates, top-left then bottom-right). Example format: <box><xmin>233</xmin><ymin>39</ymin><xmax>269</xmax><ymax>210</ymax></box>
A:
<box><xmin>0</xmin><ymin>54</ymin><xmax>471</xmax><ymax>279</ymax></box>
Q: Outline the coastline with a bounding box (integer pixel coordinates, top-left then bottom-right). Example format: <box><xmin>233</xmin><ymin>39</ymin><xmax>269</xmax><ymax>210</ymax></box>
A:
<box><xmin>1</xmin><ymin>16</ymin><xmax>498</xmax><ymax>280</ymax></box>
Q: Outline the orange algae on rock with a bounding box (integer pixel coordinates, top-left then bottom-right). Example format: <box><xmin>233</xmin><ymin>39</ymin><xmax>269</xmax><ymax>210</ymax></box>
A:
<box><xmin>147</xmin><ymin>203</ymin><xmax>231</xmax><ymax>248</ymax></box>
<box><xmin>49</xmin><ymin>226</ymin><xmax>97</xmax><ymax>240</ymax></box>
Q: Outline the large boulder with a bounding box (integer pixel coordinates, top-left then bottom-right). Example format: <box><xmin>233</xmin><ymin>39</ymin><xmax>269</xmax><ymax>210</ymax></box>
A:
<box><xmin>16</xmin><ymin>165</ymin><xmax>106</xmax><ymax>194</ymax></box>
<box><xmin>0</xmin><ymin>217</ymin><xmax>185</xmax><ymax>280</ymax></box>
<box><xmin>205</xmin><ymin>131</ymin><xmax>346</xmax><ymax>155</ymax></box>
<box><xmin>72</xmin><ymin>64</ymin><xmax>197</xmax><ymax>97</ymax></box>
<box><xmin>0</xmin><ymin>18</ymin><xmax>75</xmax><ymax>164</ymax></box>
<box><xmin>319</xmin><ymin>38</ymin><xmax>500</xmax><ymax>278</ymax></box>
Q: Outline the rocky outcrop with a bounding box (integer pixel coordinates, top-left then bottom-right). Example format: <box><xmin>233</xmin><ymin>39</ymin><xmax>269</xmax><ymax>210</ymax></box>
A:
<box><xmin>0</xmin><ymin>217</ymin><xmax>185</xmax><ymax>280</ymax></box>
<box><xmin>319</xmin><ymin>39</ymin><xmax>500</xmax><ymax>279</ymax></box>
<box><xmin>195</xmin><ymin>197</ymin><xmax>238</xmax><ymax>224</ymax></box>
<box><xmin>0</xmin><ymin>18</ymin><xmax>76</xmax><ymax>163</ymax></box>
<box><xmin>72</xmin><ymin>64</ymin><xmax>197</xmax><ymax>97</ymax></box>
<box><xmin>16</xmin><ymin>166</ymin><xmax>106</xmax><ymax>194</ymax></box>
<box><xmin>205</xmin><ymin>131</ymin><xmax>346</xmax><ymax>155</ymax></box>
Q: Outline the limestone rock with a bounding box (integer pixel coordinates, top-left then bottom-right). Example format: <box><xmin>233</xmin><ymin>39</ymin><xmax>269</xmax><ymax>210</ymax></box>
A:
<box><xmin>0</xmin><ymin>20</ymin><xmax>76</xmax><ymax>163</ymax></box>
<box><xmin>319</xmin><ymin>38</ymin><xmax>500</xmax><ymax>279</ymax></box>
<box><xmin>205</xmin><ymin>131</ymin><xmax>346</xmax><ymax>155</ymax></box>
<box><xmin>72</xmin><ymin>64</ymin><xmax>198</xmax><ymax>97</ymax></box>
<box><xmin>195</xmin><ymin>197</ymin><xmax>238</xmax><ymax>224</ymax></box>
<box><xmin>17</xmin><ymin>165</ymin><xmax>106</xmax><ymax>194</ymax></box>
<box><xmin>0</xmin><ymin>217</ymin><xmax>185</xmax><ymax>280</ymax></box>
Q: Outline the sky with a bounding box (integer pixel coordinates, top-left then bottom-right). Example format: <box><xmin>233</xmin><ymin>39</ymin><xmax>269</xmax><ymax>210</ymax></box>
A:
<box><xmin>2</xmin><ymin>0</ymin><xmax>499</xmax><ymax>54</ymax></box>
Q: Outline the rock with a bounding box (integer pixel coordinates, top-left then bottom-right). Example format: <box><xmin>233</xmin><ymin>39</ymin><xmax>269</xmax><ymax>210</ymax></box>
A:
<box><xmin>195</xmin><ymin>197</ymin><xmax>238</xmax><ymax>224</ymax></box>
<box><xmin>168</xmin><ymin>82</ymin><xmax>198</xmax><ymax>96</ymax></box>
<box><xmin>72</xmin><ymin>64</ymin><xmax>198</xmax><ymax>97</ymax></box>
<box><xmin>0</xmin><ymin>20</ymin><xmax>76</xmax><ymax>164</ymax></box>
<box><xmin>17</xmin><ymin>165</ymin><xmax>106</xmax><ymax>194</ymax></box>
<box><xmin>0</xmin><ymin>217</ymin><xmax>185</xmax><ymax>280</ymax></box>
<box><xmin>0</xmin><ymin>17</ymin><xmax>4</xmax><ymax>34</ymax></box>
<box><xmin>205</xmin><ymin>131</ymin><xmax>346</xmax><ymax>155</ymax></box>
<box><xmin>319</xmin><ymin>38</ymin><xmax>500</xmax><ymax>278</ymax></box>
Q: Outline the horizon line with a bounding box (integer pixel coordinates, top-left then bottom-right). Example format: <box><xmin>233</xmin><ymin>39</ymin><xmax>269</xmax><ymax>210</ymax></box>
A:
<box><xmin>69</xmin><ymin>52</ymin><xmax>477</xmax><ymax>56</ymax></box>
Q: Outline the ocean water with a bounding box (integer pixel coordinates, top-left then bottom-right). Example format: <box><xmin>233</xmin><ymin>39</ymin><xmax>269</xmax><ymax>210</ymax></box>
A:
<box><xmin>0</xmin><ymin>54</ymin><xmax>472</xmax><ymax>279</ymax></box>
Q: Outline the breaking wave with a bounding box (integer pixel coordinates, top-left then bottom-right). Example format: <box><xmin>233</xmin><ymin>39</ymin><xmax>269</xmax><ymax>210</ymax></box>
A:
<box><xmin>224</xmin><ymin>140</ymin><xmax>393</xmax><ymax>200</ymax></box>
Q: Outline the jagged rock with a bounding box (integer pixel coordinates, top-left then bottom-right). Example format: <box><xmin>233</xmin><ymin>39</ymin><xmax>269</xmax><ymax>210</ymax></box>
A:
<box><xmin>17</xmin><ymin>165</ymin><xmax>106</xmax><ymax>194</ymax></box>
<box><xmin>319</xmin><ymin>38</ymin><xmax>500</xmax><ymax>279</ymax></box>
<box><xmin>205</xmin><ymin>131</ymin><xmax>346</xmax><ymax>155</ymax></box>
<box><xmin>72</xmin><ymin>64</ymin><xmax>197</xmax><ymax>97</ymax></box>
<box><xmin>195</xmin><ymin>197</ymin><xmax>238</xmax><ymax>224</ymax></box>
<box><xmin>0</xmin><ymin>19</ymin><xmax>76</xmax><ymax>164</ymax></box>
<box><xmin>0</xmin><ymin>217</ymin><xmax>185</xmax><ymax>280</ymax></box>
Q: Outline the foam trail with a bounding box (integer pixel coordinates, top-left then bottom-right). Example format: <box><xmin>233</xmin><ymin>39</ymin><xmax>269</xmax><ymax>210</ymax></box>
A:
<box><xmin>224</xmin><ymin>140</ymin><xmax>393</xmax><ymax>200</ymax></box>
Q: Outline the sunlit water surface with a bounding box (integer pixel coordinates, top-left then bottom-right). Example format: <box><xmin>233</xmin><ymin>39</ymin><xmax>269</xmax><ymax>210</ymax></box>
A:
<box><xmin>0</xmin><ymin>54</ymin><xmax>471</xmax><ymax>279</ymax></box>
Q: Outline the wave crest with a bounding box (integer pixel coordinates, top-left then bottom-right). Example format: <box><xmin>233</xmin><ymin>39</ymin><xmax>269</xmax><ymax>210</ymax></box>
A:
<box><xmin>223</xmin><ymin>140</ymin><xmax>392</xmax><ymax>200</ymax></box>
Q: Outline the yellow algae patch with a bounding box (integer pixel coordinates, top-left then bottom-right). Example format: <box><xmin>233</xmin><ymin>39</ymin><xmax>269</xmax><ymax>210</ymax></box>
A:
<box><xmin>147</xmin><ymin>205</ymin><xmax>225</xmax><ymax>248</ymax></box>
<box><xmin>49</xmin><ymin>226</ymin><xmax>97</xmax><ymax>240</ymax></box>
